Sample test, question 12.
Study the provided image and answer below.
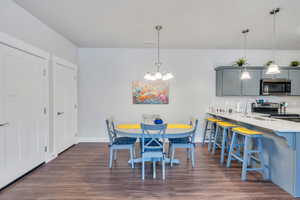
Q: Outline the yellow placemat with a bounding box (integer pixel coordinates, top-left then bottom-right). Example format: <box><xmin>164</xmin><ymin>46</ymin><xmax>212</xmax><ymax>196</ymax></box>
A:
<box><xmin>117</xmin><ymin>124</ymin><xmax>140</xmax><ymax>129</ymax></box>
<box><xmin>117</xmin><ymin>124</ymin><xmax>192</xmax><ymax>129</ymax></box>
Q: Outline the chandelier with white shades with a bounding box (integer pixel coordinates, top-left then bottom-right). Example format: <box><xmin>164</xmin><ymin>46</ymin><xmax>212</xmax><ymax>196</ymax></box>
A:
<box><xmin>266</xmin><ymin>8</ymin><xmax>281</xmax><ymax>75</ymax></box>
<box><xmin>144</xmin><ymin>25</ymin><xmax>174</xmax><ymax>81</ymax></box>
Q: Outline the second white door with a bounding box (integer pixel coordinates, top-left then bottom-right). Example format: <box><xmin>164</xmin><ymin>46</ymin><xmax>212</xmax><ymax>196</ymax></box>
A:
<box><xmin>54</xmin><ymin>60</ymin><xmax>77</xmax><ymax>154</ymax></box>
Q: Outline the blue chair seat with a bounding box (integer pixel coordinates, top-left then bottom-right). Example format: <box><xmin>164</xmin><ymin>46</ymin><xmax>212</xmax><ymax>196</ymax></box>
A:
<box><xmin>113</xmin><ymin>137</ymin><xmax>136</xmax><ymax>145</ymax></box>
<box><xmin>169</xmin><ymin>137</ymin><xmax>190</xmax><ymax>144</ymax></box>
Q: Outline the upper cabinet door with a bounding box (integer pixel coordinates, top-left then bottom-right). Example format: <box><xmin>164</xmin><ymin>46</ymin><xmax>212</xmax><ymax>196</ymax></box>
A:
<box><xmin>242</xmin><ymin>69</ymin><xmax>262</xmax><ymax>96</ymax></box>
<box><xmin>216</xmin><ymin>70</ymin><xmax>223</xmax><ymax>96</ymax></box>
<box><xmin>222</xmin><ymin>69</ymin><xmax>242</xmax><ymax>96</ymax></box>
<box><xmin>289</xmin><ymin>70</ymin><xmax>300</xmax><ymax>96</ymax></box>
<box><xmin>262</xmin><ymin>69</ymin><xmax>289</xmax><ymax>79</ymax></box>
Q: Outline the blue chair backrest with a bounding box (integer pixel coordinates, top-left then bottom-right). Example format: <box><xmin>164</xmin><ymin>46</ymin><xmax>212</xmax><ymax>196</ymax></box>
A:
<box><xmin>105</xmin><ymin>119</ymin><xmax>115</xmax><ymax>144</ymax></box>
<box><xmin>110</xmin><ymin>120</ymin><xmax>117</xmax><ymax>137</ymax></box>
<box><xmin>141</xmin><ymin>123</ymin><xmax>167</xmax><ymax>153</ymax></box>
<box><xmin>190</xmin><ymin>118</ymin><xmax>199</xmax><ymax>143</ymax></box>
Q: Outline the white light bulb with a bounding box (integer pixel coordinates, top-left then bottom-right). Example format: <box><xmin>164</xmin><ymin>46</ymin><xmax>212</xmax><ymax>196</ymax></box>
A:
<box><xmin>240</xmin><ymin>71</ymin><xmax>251</xmax><ymax>80</ymax></box>
<box><xmin>149</xmin><ymin>73</ymin><xmax>157</xmax><ymax>81</ymax></box>
<box><xmin>144</xmin><ymin>72</ymin><xmax>152</xmax><ymax>80</ymax></box>
<box><xmin>168</xmin><ymin>73</ymin><xmax>174</xmax><ymax>79</ymax></box>
<box><xmin>266</xmin><ymin>63</ymin><xmax>280</xmax><ymax>74</ymax></box>
<box><xmin>155</xmin><ymin>72</ymin><xmax>162</xmax><ymax>79</ymax></box>
<box><xmin>163</xmin><ymin>72</ymin><xmax>174</xmax><ymax>80</ymax></box>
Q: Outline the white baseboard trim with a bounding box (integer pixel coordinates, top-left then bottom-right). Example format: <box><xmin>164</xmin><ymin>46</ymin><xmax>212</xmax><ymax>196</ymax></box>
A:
<box><xmin>77</xmin><ymin>137</ymin><xmax>109</xmax><ymax>143</ymax></box>
<box><xmin>45</xmin><ymin>153</ymin><xmax>57</xmax><ymax>163</ymax></box>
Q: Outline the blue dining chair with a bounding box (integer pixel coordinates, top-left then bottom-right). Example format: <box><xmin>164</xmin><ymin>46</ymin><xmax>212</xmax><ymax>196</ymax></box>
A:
<box><xmin>169</xmin><ymin>118</ymin><xmax>199</xmax><ymax>168</ymax></box>
<box><xmin>141</xmin><ymin>123</ymin><xmax>167</xmax><ymax>180</ymax></box>
<box><xmin>105</xmin><ymin>119</ymin><xmax>136</xmax><ymax>168</ymax></box>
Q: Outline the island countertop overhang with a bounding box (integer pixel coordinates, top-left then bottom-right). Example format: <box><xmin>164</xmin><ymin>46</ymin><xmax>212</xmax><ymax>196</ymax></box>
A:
<box><xmin>207</xmin><ymin>112</ymin><xmax>300</xmax><ymax>149</ymax></box>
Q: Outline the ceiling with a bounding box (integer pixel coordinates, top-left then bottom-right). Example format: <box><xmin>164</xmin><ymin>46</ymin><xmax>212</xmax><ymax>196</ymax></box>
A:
<box><xmin>14</xmin><ymin>0</ymin><xmax>300</xmax><ymax>49</ymax></box>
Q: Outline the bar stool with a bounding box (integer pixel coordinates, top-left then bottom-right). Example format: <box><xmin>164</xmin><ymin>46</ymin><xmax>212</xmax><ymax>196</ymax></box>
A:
<box><xmin>212</xmin><ymin>121</ymin><xmax>238</xmax><ymax>164</ymax></box>
<box><xmin>202</xmin><ymin>117</ymin><xmax>221</xmax><ymax>152</ymax></box>
<box><xmin>226</xmin><ymin>127</ymin><xmax>269</xmax><ymax>181</ymax></box>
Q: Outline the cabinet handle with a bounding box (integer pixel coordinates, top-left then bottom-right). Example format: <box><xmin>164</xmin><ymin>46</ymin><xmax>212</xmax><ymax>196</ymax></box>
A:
<box><xmin>57</xmin><ymin>112</ymin><xmax>64</xmax><ymax>116</ymax></box>
<box><xmin>0</xmin><ymin>123</ymin><xmax>9</xmax><ymax>127</ymax></box>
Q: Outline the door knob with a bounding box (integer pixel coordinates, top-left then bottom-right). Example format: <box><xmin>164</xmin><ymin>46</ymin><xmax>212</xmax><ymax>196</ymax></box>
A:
<box><xmin>57</xmin><ymin>112</ymin><xmax>64</xmax><ymax>116</ymax></box>
<box><xmin>0</xmin><ymin>123</ymin><xmax>9</xmax><ymax>127</ymax></box>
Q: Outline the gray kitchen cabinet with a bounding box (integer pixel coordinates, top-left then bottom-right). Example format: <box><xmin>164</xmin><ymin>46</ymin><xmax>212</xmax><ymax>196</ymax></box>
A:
<box><xmin>241</xmin><ymin>69</ymin><xmax>262</xmax><ymax>96</ymax></box>
<box><xmin>215</xmin><ymin>66</ymin><xmax>300</xmax><ymax>96</ymax></box>
<box><xmin>222</xmin><ymin>69</ymin><xmax>242</xmax><ymax>96</ymax></box>
<box><xmin>216</xmin><ymin>70</ymin><xmax>223</xmax><ymax>96</ymax></box>
<box><xmin>289</xmin><ymin>69</ymin><xmax>300</xmax><ymax>96</ymax></box>
<box><xmin>262</xmin><ymin>69</ymin><xmax>289</xmax><ymax>79</ymax></box>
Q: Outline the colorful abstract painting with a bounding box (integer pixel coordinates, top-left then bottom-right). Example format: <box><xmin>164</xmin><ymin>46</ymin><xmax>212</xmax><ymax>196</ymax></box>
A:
<box><xmin>132</xmin><ymin>81</ymin><xmax>169</xmax><ymax>104</ymax></box>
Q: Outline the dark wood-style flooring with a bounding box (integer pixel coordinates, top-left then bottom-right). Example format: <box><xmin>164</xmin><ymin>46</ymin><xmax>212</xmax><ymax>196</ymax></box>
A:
<box><xmin>0</xmin><ymin>143</ymin><xmax>297</xmax><ymax>200</ymax></box>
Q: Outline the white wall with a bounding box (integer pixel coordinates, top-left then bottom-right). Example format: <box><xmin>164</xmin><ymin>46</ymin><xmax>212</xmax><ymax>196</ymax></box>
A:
<box><xmin>0</xmin><ymin>0</ymin><xmax>77</xmax><ymax>63</ymax></box>
<box><xmin>78</xmin><ymin>48</ymin><xmax>300</xmax><ymax>141</ymax></box>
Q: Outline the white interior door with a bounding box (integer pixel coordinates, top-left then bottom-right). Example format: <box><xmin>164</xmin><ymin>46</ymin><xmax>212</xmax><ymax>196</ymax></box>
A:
<box><xmin>0</xmin><ymin>45</ymin><xmax>7</xmax><ymax>188</ymax></box>
<box><xmin>54</xmin><ymin>61</ymin><xmax>77</xmax><ymax>154</ymax></box>
<box><xmin>0</xmin><ymin>44</ymin><xmax>48</xmax><ymax>189</ymax></box>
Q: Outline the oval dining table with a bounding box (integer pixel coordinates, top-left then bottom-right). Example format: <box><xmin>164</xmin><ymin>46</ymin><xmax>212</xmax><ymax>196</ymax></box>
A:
<box><xmin>115</xmin><ymin>123</ymin><xmax>194</xmax><ymax>165</ymax></box>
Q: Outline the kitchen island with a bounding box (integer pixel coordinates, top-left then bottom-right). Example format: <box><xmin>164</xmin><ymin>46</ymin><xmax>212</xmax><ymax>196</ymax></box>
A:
<box><xmin>208</xmin><ymin>112</ymin><xmax>300</xmax><ymax>197</ymax></box>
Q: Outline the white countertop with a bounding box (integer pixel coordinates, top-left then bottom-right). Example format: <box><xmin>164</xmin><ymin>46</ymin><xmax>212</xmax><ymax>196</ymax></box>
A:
<box><xmin>208</xmin><ymin>112</ymin><xmax>300</xmax><ymax>133</ymax></box>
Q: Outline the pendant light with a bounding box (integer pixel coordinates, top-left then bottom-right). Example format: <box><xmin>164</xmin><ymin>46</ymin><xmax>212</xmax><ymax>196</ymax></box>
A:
<box><xmin>266</xmin><ymin>8</ymin><xmax>280</xmax><ymax>75</ymax></box>
<box><xmin>240</xmin><ymin>70</ymin><xmax>251</xmax><ymax>80</ymax></box>
<box><xmin>240</xmin><ymin>29</ymin><xmax>251</xmax><ymax>80</ymax></box>
<box><xmin>144</xmin><ymin>25</ymin><xmax>174</xmax><ymax>81</ymax></box>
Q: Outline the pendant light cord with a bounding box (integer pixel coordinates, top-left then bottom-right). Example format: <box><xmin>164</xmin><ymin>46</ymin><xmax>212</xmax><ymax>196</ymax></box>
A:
<box><xmin>271</xmin><ymin>8</ymin><xmax>280</xmax><ymax>63</ymax></box>
<box><xmin>243</xmin><ymin>33</ymin><xmax>247</xmax><ymax>59</ymax></box>
<box><xmin>242</xmin><ymin>29</ymin><xmax>249</xmax><ymax>70</ymax></box>
<box><xmin>240</xmin><ymin>29</ymin><xmax>251</xmax><ymax>80</ymax></box>
<box><xmin>272</xmin><ymin>10</ymin><xmax>276</xmax><ymax>62</ymax></box>
<box><xmin>157</xmin><ymin>26</ymin><xmax>160</xmax><ymax>72</ymax></box>
<box><xmin>242</xmin><ymin>29</ymin><xmax>249</xmax><ymax>59</ymax></box>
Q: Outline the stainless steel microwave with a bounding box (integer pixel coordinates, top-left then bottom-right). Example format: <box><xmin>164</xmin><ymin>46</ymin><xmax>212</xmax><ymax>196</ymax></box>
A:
<box><xmin>260</xmin><ymin>79</ymin><xmax>291</xmax><ymax>96</ymax></box>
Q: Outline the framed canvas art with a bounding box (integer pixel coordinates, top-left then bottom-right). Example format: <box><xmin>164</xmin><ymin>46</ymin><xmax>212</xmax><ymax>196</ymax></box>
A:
<box><xmin>132</xmin><ymin>81</ymin><xmax>169</xmax><ymax>104</ymax></box>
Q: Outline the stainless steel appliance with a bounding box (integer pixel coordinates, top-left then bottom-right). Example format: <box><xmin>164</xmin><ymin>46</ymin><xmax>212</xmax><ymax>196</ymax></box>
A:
<box><xmin>260</xmin><ymin>79</ymin><xmax>291</xmax><ymax>96</ymax></box>
<box><xmin>251</xmin><ymin>102</ymin><xmax>280</xmax><ymax>114</ymax></box>
<box><xmin>252</xmin><ymin>101</ymin><xmax>300</xmax><ymax>122</ymax></box>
